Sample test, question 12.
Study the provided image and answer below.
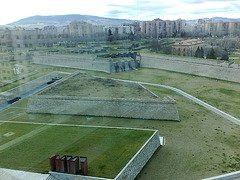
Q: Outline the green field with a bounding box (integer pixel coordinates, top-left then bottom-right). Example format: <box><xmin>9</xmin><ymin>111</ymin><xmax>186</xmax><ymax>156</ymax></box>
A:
<box><xmin>86</xmin><ymin>68</ymin><xmax>240</xmax><ymax>119</ymax></box>
<box><xmin>0</xmin><ymin>122</ymin><xmax>153</xmax><ymax>178</ymax></box>
<box><xmin>0</xmin><ymin>60</ymin><xmax>240</xmax><ymax>179</ymax></box>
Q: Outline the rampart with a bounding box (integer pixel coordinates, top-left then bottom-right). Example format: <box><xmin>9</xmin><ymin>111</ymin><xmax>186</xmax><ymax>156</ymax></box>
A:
<box><xmin>32</xmin><ymin>53</ymin><xmax>137</xmax><ymax>73</ymax></box>
<box><xmin>48</xmin><ymin>130</ymin><xmax>161</xmax><ymax>180</ymax></box>
<box><xmin>27</xmin><ymin>96</ymin><xmax>179</xmax><ymax>121</ymax></box>
<box><xmin>141</xmin><ymin>54</ymin><xmax>240</xmax><ymax>83</ymax></box>
<box><xmin>0</xmin><ymin>71</ymin><xmax>58</xmax><ymax>103</ymax></box>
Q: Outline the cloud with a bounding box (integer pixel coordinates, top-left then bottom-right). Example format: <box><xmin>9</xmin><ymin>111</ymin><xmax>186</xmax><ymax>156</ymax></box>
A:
<box><xmin>106</xmin><ymin>0</ymin><xmax>173</xmax><ymax>19</ymax></box>
<box><xmin>182</xmin><ymin>0</ymin><xmax>239</xmax><ymax>4</ymax></box>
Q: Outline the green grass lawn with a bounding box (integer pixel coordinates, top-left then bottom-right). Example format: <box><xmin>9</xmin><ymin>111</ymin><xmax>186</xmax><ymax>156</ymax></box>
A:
<box><xmin>85</xmin><ymin>68</ymin><xmax>240</xmax><ymax>119</ymax></box>
<box><xmin>39</xmin><ymin>74</ymin><xmax>159</xmax><ymax>99</ymax></box>
<box><xmin>0</xmin><ymin>122</ymin><xmax>153</xmax><ymax>178</ymax></box>
<box><xmin>0</xmin><ymin>62</ymin><xmax>239</xmax><ymax>179</ymax></box>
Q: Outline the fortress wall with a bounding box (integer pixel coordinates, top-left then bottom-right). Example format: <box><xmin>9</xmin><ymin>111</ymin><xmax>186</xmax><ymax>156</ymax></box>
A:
<box><xmin>115</xmin><ymin>131</ymin><xmax>161</xmax><ymax>180</ymax></box>
<box><xmin>33</xmin><ymin>53</ymin><xmax>137</xmax><ymax>73</ymax></box>
<box><xmin>33</xmin><ymin>53</ymin><xmax>112</xmax><ymax>73</ymax></box>
<box><xmin>141</xmin><ymin>54</ymin><xmax>240</xmax><ymax>83</ymax></box>
<box><xmin>0</xmin><ymin>71</ymin><xmax>58</xmax><ymax>101</ymax></box>
<box><xmin>27</xmin><ymin>96</ymin><xmax>180</xmax><ymax>121</ymax></box>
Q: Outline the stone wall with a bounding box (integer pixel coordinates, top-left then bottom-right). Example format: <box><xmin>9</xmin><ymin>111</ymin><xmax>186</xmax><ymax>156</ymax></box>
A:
<box><xmin>32</xmin><ymin>53</ymin><xmax>136</xmax><ymax>73</ymax></box>
<box><xmin>0</xmin><ymin>71</ymin><xmax>58</xmax><ymax>102</ymax></box>
<box><xmin>115</xmin><ymin>131</ymin><xmax>161</xmax><ymax>180</ymax></box>
<box><xmin>27</xmin><ymin>96</ymin><xmax>180</xmax><ymax>121</ymax></box>
<box><xmin>141</xmin><ymin>54</ymin><xmax>240</xmax><ymax>83</ymax></box>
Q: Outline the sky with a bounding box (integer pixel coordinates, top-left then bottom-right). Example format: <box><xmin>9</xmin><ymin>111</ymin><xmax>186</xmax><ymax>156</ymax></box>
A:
<box><xmin>0</xmin><ymin>0</ymin><xmax>240</xmax><ymax>25</ymax></box>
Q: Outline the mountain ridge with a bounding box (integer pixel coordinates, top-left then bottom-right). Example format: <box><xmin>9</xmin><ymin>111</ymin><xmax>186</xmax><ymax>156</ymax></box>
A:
<box><xmin>7</xmin><ymin>14</ymin><xmax>136</xmax><ymax>28</ymax></box>
<box><xmin>5</xmin><ymin>14</ymin><xmax>240</xmax><ymax>29</ymax></box>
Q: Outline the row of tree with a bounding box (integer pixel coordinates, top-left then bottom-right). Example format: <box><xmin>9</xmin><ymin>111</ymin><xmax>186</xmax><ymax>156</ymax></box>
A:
<box><xmin>204</xmin><ymin>47</ymin><xmax>229</xmax><ymax>60</ymax></box>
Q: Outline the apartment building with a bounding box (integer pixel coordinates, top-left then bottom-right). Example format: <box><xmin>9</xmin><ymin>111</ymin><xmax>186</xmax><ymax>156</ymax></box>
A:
<box><xmin>63</xmin><ymin>21</ymin><xmax>104</xmax><ymax>37</ymax></box>
<box><xmin>186</xmin><ymin>19</ymin><xmax>240</xmax><ymax>36</ymax></box>
<box><xmin>141</xmin><ymin>18</ymin><xmax>186</xmax><ymax>38</ymax></box>
<box><xmin>0</xmin><ymin>26</ymin><xmax>59</xmax><ymax>50</ymax></box>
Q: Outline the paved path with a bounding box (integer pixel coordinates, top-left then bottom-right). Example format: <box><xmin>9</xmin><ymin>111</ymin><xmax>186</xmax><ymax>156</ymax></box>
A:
<box><xmin>96</xmin><ymin>76</ymin><xmax>240</xmax><ymax>126</ymax></box>
<box><xmin>203</xmin><ymin>170</ymin><xmax>240</xmax><ymax>180</ymax></box>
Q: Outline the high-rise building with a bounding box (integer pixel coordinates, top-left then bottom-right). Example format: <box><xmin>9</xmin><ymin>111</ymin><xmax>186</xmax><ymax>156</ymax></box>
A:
<box><xmin>186</xmin><ymin>19</ymin><xmax>240</xmax><ymax>36</ymax></box>
<box><xmin>63</xmin><ymin>21</ymin><xmax>104</xmax><ymax>38</ymax></box>
<box><xmin>141</xmin><ymin>18</ymin><xmax>186</xmax><ymax>38</ymax></box>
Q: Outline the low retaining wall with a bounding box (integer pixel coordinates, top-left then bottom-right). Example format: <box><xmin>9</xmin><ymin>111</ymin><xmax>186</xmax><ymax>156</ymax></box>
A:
<box><xmin>33</xmin><ymin>53</ymin><xmax>136</xmax><ymax>73</ymax></box>
<box><xmin>27</xmin><ymin>96</ymin><xmax>179</xmax><ymax>121</ymax></box>
<box><xmin>48</xmin><ymin>130</ymin><xmax>161</xmax><ymax>180</ymax></box>
<box><xmin>0</xmin><ymin>71</ymin><xmax>58</xmax><ymax>102</ymax></box>
<box><xmin>115</xmin><ymin>131</ymin><xmax>161</xmax><ymax>180</ymax></box>
<box><xmin>141</xmin><ymin>54</ymin><xmax>240</xmax><ymax>83</ymax></box>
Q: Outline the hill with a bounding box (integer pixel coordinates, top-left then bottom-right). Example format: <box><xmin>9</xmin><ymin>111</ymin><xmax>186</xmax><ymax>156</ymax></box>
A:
<box><xmin>186</xmin><ymin>17</ymin><xmax>240</xmax><ymax>24</ymax></box>
<box><xmin>7</xmin><ymin>14</ymin><xmax>136</xmax><ymax>29</ymax></box>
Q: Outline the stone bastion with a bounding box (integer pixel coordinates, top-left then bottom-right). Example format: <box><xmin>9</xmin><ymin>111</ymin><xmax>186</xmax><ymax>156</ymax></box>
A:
<box><xmin>27</xmin><ymin>71</ymin><xmax>180</xmax><ymax>121</ymax></box>
<box><xmin>32</xmin><ymin>52</ymin><xmax>140</xmax><ymax>73</ymax></box>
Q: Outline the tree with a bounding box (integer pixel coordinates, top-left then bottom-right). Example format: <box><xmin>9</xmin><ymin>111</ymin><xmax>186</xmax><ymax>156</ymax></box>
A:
<box><xmin>195</xmin><ymin>47</ymin><xmax>204</xmax><ymax>58</ymax></box>
<box><xmin>173</xmin><ymin>30</ymin><xmax>177</xmax><ymax>37</ymax></box>
<box><xmin>128</xmin><ymin>31</ymin><xmax>135</xmax><ymax>41</ymax></box>
<box><xmin>107</xmin><ymin>29</ymin><xmax>114</xmax><ymax>42</ymax></box>
<box><xmin>150</xmin><ymin>40</ymin><xmax>162</xmax><ymax>52</ymax></box>
<box><xmin>200</xmin><ymin>47</ymin><xmax>204</xmax><ymax>58</ymax></box>
<box><xmin>207</xmin><ymin>47</ymin><xmax>216</xmax><ymax>59</ymax></box>
<box><xmin>180</xmin><ymin>31</ymin><xmax>186</xmax><ymax>37</ymax></box>
<box><xmin>194</xmin><ymin>47</ymin><xmax>201</xmax><ymax>58</ymax></box>
<box><xmin>221</xmin><ymin>48</ymin><xmax>229</xmax><ymax>61</ymax></box>
<box><xmin>158</xmin><ymin>32</ymin><xmax>163</xmax><ymax>39</ymax></box>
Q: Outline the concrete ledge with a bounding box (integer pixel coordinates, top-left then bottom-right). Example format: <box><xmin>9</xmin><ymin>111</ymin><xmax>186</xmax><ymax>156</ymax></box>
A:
<box><xmin>0</xmin><ymin>168</ymin><xmax>48</xmax><ymax>180</ymax></box>
<box><xmin>202</xmin><ymin>170</ymin><xmax>240</xmax><ymax>180</ymax></box>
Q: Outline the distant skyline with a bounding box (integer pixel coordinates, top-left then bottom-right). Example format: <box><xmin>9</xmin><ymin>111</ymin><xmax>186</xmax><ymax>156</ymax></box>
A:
<box><xmin>1</xmin><ymin>0</ymin><xmax>240</xmax><ymax>25</ymax></box>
